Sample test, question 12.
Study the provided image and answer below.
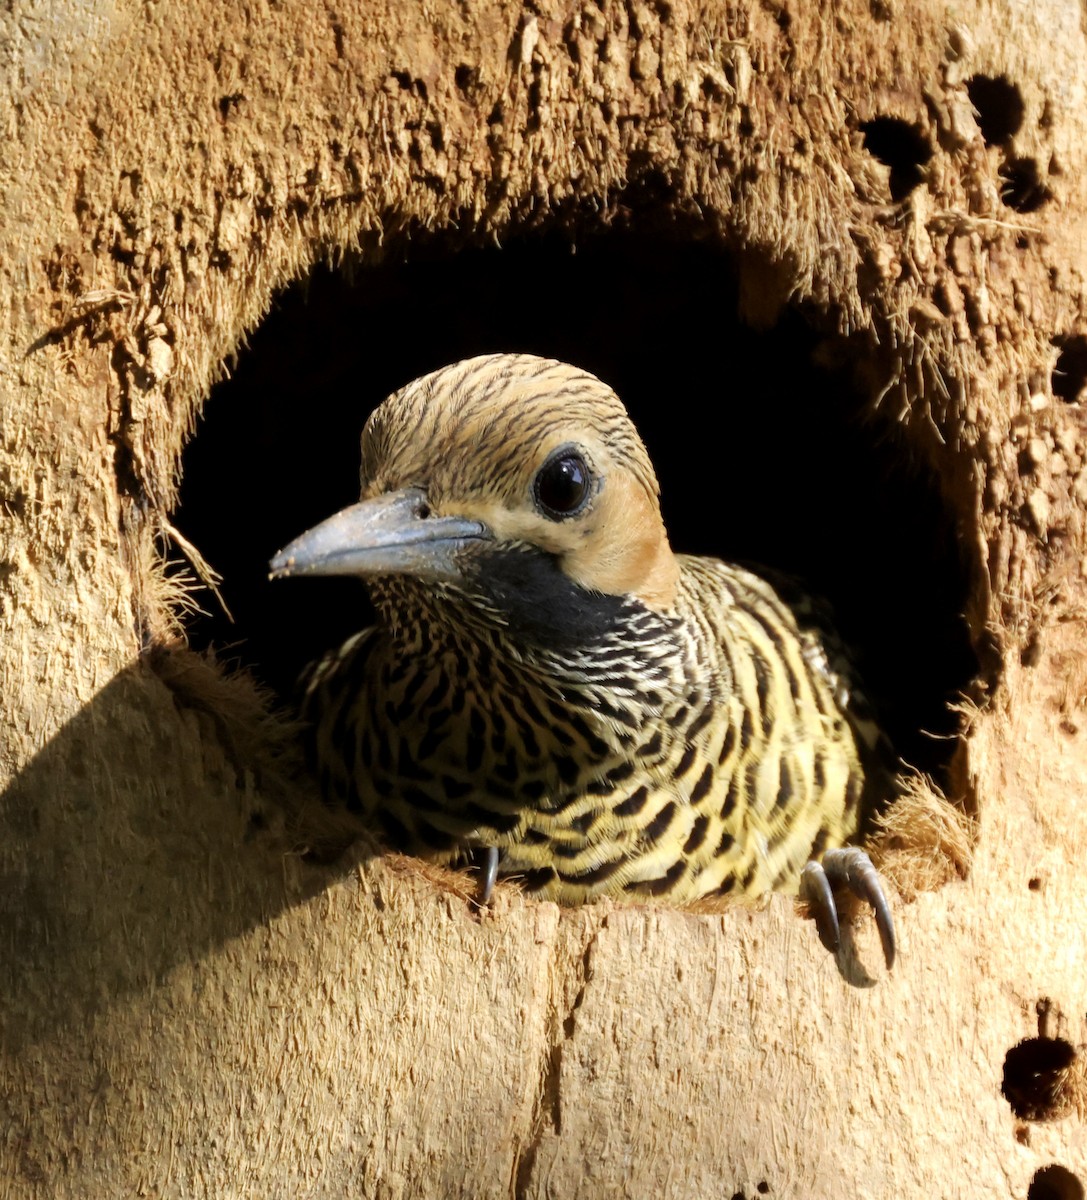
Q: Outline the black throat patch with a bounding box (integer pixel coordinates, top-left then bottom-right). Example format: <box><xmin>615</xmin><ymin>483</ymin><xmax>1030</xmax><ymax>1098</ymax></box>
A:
<box><xmin>464</xmin><ymin>545</ymin><xmax>630</xmax><ymax>654</ymax></box>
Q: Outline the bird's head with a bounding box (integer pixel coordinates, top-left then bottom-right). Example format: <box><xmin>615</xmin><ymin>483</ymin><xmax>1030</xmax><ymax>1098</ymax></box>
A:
<box><xmin>270</xmin><ymin>354</ymin><xmax>680</xmax><ymax>638</ymax></box>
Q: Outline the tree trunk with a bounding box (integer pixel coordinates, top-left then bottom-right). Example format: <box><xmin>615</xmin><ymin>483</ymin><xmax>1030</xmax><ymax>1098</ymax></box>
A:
<box><xmin>2</xmin><ymin>1</ymin><xmax>1085</xmax><ymax>1196</ymax></box>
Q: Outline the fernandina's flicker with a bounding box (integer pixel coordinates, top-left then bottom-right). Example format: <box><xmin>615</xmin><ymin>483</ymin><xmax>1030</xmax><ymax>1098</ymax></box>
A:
<box><xmin>271</xmin><ymin>353</ymin><xmax>897</xmax><ymax>967</ymax></box>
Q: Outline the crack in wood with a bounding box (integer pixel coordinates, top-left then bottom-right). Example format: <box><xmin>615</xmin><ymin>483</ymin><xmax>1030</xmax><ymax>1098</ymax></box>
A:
<box><xmin>512</xmin><ymin>921</ymin><xmax>601</xmax><ymax>1200</ymax></box>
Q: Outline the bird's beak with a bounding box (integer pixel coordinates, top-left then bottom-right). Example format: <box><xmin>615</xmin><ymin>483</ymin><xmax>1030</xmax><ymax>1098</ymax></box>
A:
<box><xmin>269</xmin><ymin>487</ymin><xmax>490</xmax><ymax>582</ymax></box>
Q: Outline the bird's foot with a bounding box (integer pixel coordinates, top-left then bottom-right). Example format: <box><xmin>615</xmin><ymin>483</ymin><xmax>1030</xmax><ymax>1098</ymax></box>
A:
<box><xmin>800</xmin><ymin>846</ymin><xmax>896</xmax><ymax>971</ymax></box>
<box><xmin>467</xmin><ymin>844</ymin><xmax>500</xmax><ymax>906</ymax></box>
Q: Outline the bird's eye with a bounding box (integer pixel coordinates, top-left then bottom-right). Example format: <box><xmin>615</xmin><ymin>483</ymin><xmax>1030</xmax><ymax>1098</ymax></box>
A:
<box><xmin>534</xmin><ymin>451</ymin><xmax>592</xmax><ymax>519</ymax></box>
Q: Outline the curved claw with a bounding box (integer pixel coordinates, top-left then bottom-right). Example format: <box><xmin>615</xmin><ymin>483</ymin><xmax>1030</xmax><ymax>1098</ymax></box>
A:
<box><xmin>800</xmin><ymin>860</ymin><xmax>842</xmax><ymax>956</ymax></box>
<box><xmin>475</xmin><ymin>844</ymin><xmax>499</xmax><ymax>905</ymax></box>
<box><xmin>801</xmin><ymin>847</ymin><xmax>896</xmax><ymax>971</ymax></box>
<box><xmin>826</xmin><ymin>846</ymin><xmax>896</xmax><ymax>970</ymax></box>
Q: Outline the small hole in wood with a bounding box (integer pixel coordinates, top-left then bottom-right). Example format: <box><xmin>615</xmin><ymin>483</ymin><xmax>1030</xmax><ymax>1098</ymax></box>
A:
<box><xmin>965</xmin><ymin>74</ymin><xmax>1025</xmax><ymax>145</ymax></box>
<box><xmin>1002</xmin><ymin>1036</ymin><xmax>1078</xmax><ymax>1121</ymax></box>
<box><xmin>1052</xmin><ymin>334</ymin><xmax>1087</xmax><ymax>403</ymax></box>
<box><xmin>1028</xmin><ymin>1165</ymin><xmax>1084</xmax><ymax>1200</ymax></box>
<box><xmin>859</xmin><ymin>117</ymin><xmax>932</xmax><ymax>201</ymax></box>
<box><xmin>999</xmin><ymin>157</ymin><xmax>1052</xmax><ymax>213</ymax></box>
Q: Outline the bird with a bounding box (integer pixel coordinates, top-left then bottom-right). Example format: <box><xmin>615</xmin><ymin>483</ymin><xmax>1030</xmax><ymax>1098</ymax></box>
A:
<box><xmin>270</xmin><ymin>353</ymin><xmax>897</xmax><ymax>968</ymax></box>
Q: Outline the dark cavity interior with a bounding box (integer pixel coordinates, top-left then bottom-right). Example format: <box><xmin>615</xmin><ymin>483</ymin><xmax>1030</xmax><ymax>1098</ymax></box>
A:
<box><xmin>172</xmin><ymin>231</ymin><xmax>979</xmax><ymax>784</ymax></box>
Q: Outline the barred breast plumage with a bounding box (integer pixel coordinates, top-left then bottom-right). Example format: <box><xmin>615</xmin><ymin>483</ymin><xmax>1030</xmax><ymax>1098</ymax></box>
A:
<box><xmin>271</xmin><ymin>353</ymin><xmax>897</xmax><ymax>965</ymax></box>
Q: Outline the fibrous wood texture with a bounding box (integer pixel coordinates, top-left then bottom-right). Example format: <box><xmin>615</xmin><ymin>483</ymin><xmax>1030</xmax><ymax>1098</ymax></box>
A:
<box><xmin>2</xmin><ymin>1</ymin><xmax>1086</xmax><ymax>1197</ymax></box>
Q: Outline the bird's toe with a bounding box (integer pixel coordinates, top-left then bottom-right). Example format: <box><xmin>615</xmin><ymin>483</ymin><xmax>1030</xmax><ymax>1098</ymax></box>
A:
<box><xmin>800</xmin><ymin>846</ymin><xmax>895</xmax><ymax>970</ymax></box>
<box><xmin>472</xmin><ymin>844</ymin><xmax>500</xmax><ymax>905</ymax></box>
